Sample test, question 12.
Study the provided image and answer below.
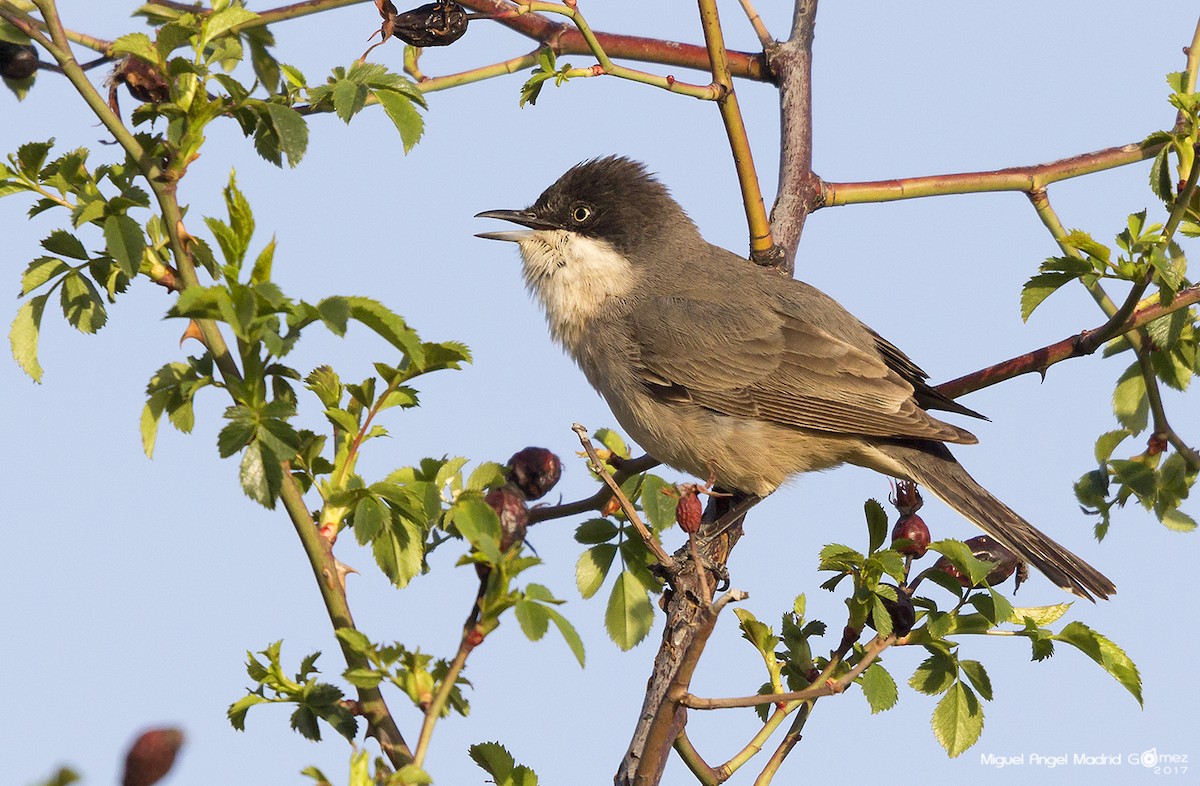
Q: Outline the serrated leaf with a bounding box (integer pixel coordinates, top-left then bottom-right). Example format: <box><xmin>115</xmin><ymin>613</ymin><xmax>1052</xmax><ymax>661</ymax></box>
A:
<box><xmin>1094</xmin><ymin>429</ymin><xmax>1131</xmax><ymax>463</ymax></box>
<box><xmin>931</xmin><ymin>682</ymin><xmax>983</xmax><ymax>757</ymax></box>
<box><xmin>576</xmin><ymin>543</ymin><xmax>616</xmax><ymax>599</ymax></box>
<box><xmin>605</xmin><ymin>570</ymin><xmax>654</xmax><ymax>650</ymax></box>
<box><xmin>372</xmin><ymin>516</ymin><xmax>423</xmax><ymax>588</ymax></box>
<box><xmin>240</xmin><ymin>440</ymin><xmax>282</xmax><ymax>508</ymax></box>
<box><xmin>469</xmin><ymin>742</ymin><xmax>515</xmax><ymax>783</ymax></box>
<box><xmin>1053</xmin><ymin>621</ymin><xmax>1142</xmax><ymax>706</ymax></box>
<box><xmin>59</xmin><ymin>271</ymin><xmax>106</xmax><ymax>333</ymax></box>
<box><xmin>909</xmin><ymin>652</ymin><xmax>956</xmax><ymax>695</ymax></box>
<box><xmin>41</xmin><ymin>229</ymin><xmax>88</xmax><ymax>260</ymax></box>
<box><xmin>515</xmin><ymin>597</ymin><xmax>550</xmax><ymax>641</ymax></box>
<box><xmin>21</xmin><ymin>256</ymin><xmax>69</xmax><ymax>296</ymax></box>
<box><xmin>202</xmin><ymin>6</ymin><xmax>258</xmax><ymax>46</ymax></box>
<box><xmin>864</xmin><ymin>498</ymin><xmax>887</xmax><ymax>553</ymax></box>
<box><xmin>1013</xmin><ymin>602</ymin><xmax>1072</xmax><ymax>627</ymax></box>
<box><xmin>1021</xmin><ymin>271</ymin><xmax>1076</xmax><ymax>321</ymax></box>
<box><xmin>227</xmin><ymin>692</ymin><xmax>270</xmax><ymax>731</ymax></box>
<box><xmin>959</xmin><ymin>659</ymin><xmax>993</xmax><ymax>701</ymax></box>
<box><xmin>858</xmin><ymin>662</ymin><xmax>898</xmax><ymax>714</ymax></box>
<box><xmin>818</xmin><ymin>543</ymin><xmax>864</xmax><ymax>572</ymax></box>
<box><xmin>332</xmin><ymin>78</ymin><xmax>368</xmax><ymax>123</ymax></box>
<box><xmin>543</xmin><ymin>604</ymin><xmax>585</xmax><ymax>667</ymax></box>
<box><xmin>353</xmin><ymin>495</ymin><xmax>386</xmax><ymax>542</ymax></box>
<box><xmin>10</xmin><ymin>294</ymin><xmax>48</xmax><ymax>384</ymax></box>
<box><xmin>110</xmin><ymin>32</ymin><xmax>159</xmax><ymax>65</ymax></box>
<box><xmin>260</xmin><ymin>103</ymin><xmax>308</xmax><ymax>167</ymax></box>
<box><xmin>344</xmin><ymin>296</ymin><xmax>423</xmax><ymax>364</ymax></box>
<box><xmin>575</xmin><ymin>517</ymin><xmax>619</xmax><ymax>544</ymax></box>
<box><xmin>929</xmin><ymin>540</ymin><xmax>995</xmax><ymax>587</ymax></box>
<box><xmin>1160</xmin><ymin>508</ymin><xmax>1198</xmax><ymax>532</ymax></box>
<box><xmin>1112</xmin><ymin>362</ymin><xmax>1149</xmax><ymax>433</ymax></box>
<box><xmin>639</xmin><ymin>474</ymin><xmax>678</xmax><ymax>531</ymax></box>
<box><xmin>374</xmin><ymin>89</ymin><xmax>424</xmax><ymax>153</ymax></box>
<box><xmin>250</xmin><ymin>236</ymin><xmax>275</xmax><ymax>284</ymax></box>
<box><xmin>103</xmin><ymin>213</ymin><xmax>146</xmax><ymax>278</ymax></box>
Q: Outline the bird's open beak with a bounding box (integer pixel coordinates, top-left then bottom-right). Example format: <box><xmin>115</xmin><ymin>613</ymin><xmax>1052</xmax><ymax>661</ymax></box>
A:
<box><xmin>474</xmin><ymin>209</ymin><xmax>560</xmax><ymax>242</ymax></box>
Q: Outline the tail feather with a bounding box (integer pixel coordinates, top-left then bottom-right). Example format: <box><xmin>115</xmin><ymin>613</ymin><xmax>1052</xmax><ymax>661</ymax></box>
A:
<box><xmin>891</xmin><ymin>442</ymin><xmax>1115</xmax><ymax>601</ymax></box>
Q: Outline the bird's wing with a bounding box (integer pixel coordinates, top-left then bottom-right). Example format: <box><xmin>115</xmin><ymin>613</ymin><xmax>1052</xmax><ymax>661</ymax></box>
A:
<box><xmin>629</xmin><ymin>297</ymin><xmax>977</xmax><ymax>444</ymax></box>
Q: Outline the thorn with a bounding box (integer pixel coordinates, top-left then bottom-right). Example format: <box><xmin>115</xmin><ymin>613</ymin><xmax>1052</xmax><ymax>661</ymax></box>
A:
<box><xmin>179</xmin><ymin>319</ymin><xmax>205</xmax><ymax>347</ymax></box>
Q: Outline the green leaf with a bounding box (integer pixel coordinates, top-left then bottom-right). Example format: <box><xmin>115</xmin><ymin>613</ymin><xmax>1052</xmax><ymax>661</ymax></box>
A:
<box><xmin>858</xmin><ymin>662</ymin><xmax>898</xmax><ymax>714</ymax></box>
<box><xmin>929</xmin><ymin>539</ymin><xmax>995</xmax><ymax>587</ymax></box>
<box><xmin>21</xmin><ymin>256</ymin><xmax>69</xmax><ymax>296</ymax></box>
<box><xmin>959</xmin><ymin>659</ymin><xmax>993</xmax><ymax>701</ymax></box>
<box><xmin>372</xmin><ymin>516</ymin><xmax>424</xmax><ymax>588</ymax></box>
<box><xmin>227</xmin><ymin>692</ymin><xmax>270</xmax><ymax>731</ymax></box>
<box><xmin>864</xmin><ymin>498</ymin><xmax>887</xmax><ymax>553</ymax></box>
<box><xmin>575</xmin><ymin>517</ymin><xmax>619</xmax><ymax>544</ymax></box>
<box><xmin>818</xmin><ymin>543</ymin><xmax>864</xmax><ymax>572</ymax></box>
<box><xmin>1094</xmin><ymin>429</ymin><xmax>1131</xmax><ymax>463</ymax></box>
<box><xmin>332</xmin><ymin>78</ymin><xmax>369</xmax><ymax>123</ymax></box>
<box><xmin>202</xmin><ymin>6</ymin><xmax>258</xmax><ymax>47</ymax></box>
<box><xmin>1013</xmin><ymin>602</ymin><xmax>1072</xmax><ymax>627</ymax></box>
<box><xmin>1148</xmin><ymin>146</ymin><xmax>1173</xmax><ymax>202</ymax></box>
<box><xmin>110</xmin><ymin>32</ymin><xmax>160</xmax><ymax>65</ymax></box>
<box><xmin>909</xmin><ymin>652</ymin><xmax>956</xmax><ymax>695</ymax></box>
<box><xmin>605</xmin><ymin>570</ymin><xmax>654</xmax><ymax>650</ymax></box>
<box><xmin>59</xmin><ymin>271</ymin><xmax>106</xmax><ymax>333</ymax></box>
<box><xmin>250</xmin><ymin>236</ymin><xmax>275</xmax><ymax>284</ymax></box>
<box><xmin>374</xmin><ymin>89</ymin><xmax>424</xmax><ymax>153</ymax></box>
<box><xmin>260</xmin><ymin>103</ymin><xmax>308</xmax><ymax>167</ymax></box>
<box><xmin>469</xmin><ymin>742</ymin><xmax>515</xmax><ymax>784</ymax></box>
<box><xmin>103</xmin><ymin>214</ymin><xmax>146</xmax><ymax>278</ymax></box>
<box><xmin>1053</xmin><ymin>621</ymin><xmax>1142</xmax><ymax>706</ymax></box>
<box><xmin>1112</xmin><ymin>362</ymin><xmax>1149</xmax><ymax>433</ymax></box>
<box><xmin>639</xmin><ymin>474</ymin><xmax>678</xmax><ymax>531</ymax></box>
<box><xmin>353</xmin><ymin>495</ymin><xmax>387</xmax><ymax>542</ymax></box>
<box><xmin>542</xmin><ymin>604</ymin><xmax>586</xmax><ymax>667</ymax></box>
<box><xmin>515</xmin><ymin>597</ymin><xmax>550</xmax><ymax>641</ymax></box>
<box><xmin>1020</xmin><ymin>271</ymin><xmax>1076</xmax><ymax>321</ymax></box>
<box><xmin>17</xmin><ymin>140</ymin><xmax>53</xmax><ymax>176</ymax></box>
<box><xmin>931</xmin><ymin>682</ymin><xmax>983</xmax><ymax>757</ymax></box>
<box><xmin>450</xmin><ymin>496</ymin><xmax>501</xmax><ymax>561</ymax></box>
<box><xmin>576</xmin><ymin>543</ymin><xmax>616</xmax><ymax>599</ymax></box>
<box><xmin>240</xmin><ymin>440</ymin><xmax>282</xmax><ymax>508</ymax></box>
<box><xmin>344</xmin><ymin>296</ymin><xmax>424</xmax><ymax>364</ymax></box>
<box><xmin>1160</xmin><ymin>508</ymin><xmax>1198</xmax><ymax>532</ymax></box>
<box><xmin>41</xmin><ymin>229</ymin><xmax>88</xmax><ymax>260</ymax></box>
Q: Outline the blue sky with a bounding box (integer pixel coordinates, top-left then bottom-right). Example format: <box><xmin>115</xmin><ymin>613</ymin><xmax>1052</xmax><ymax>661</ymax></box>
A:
<box><xmin>3</xmin><ymin>2</ymin><xmax>1197</xmax><ymax>785</ymax></box>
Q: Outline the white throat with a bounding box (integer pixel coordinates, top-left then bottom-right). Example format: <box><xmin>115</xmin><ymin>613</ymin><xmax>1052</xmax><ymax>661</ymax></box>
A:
<box><xmin>516</xmin><ymin>230</ymin><xmax>635</xmax><ymax>350</ymax></box>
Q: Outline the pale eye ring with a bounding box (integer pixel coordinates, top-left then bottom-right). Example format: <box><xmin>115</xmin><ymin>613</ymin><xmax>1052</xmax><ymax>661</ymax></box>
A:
<box><xmin>571</xmin><ymin>205</ymin><xmax>592</xmax><ymax>223</ymax></box>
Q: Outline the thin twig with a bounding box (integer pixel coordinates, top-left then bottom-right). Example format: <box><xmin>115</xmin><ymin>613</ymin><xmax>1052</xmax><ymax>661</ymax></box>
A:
<box><xmin>696</xmin><ymin>0</ymin><xmax>775</xmax><ymax>258</ymax></box>
<box><xmin>753</xmin><ymin>702</ymin><xmax>810</xmax><ymax>786</ymax></box>
<box><xmin>673</xmin><ymin>729</ymin><xmax>720</xmax><ymax>786</ymax></box>
<box><xmin>737</xmin><ymin>0</ymin><xmax>774</xmax><ymax>48</ymax></box>
<box><xmin>823</xmin><ymin>140</ymin><xmax>1161</xmax><ymax>206</ymax></box>
<box><xmin>935</xmin><ymin>282</ymin><xmax>1200</xmax><ymax>399</ymax></box>
<box><xmin>572</xmin><ymin>424</ymin><xmax>676</xmax><ymax>570</ymax></box>
<box><xmin>682</xmin><ymin>634</ymin><xmax>894</xmax><ymax>710</ymax></box>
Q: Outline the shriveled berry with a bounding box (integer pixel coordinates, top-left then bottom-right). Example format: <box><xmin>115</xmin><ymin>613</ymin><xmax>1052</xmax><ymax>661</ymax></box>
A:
<box><xmin>890</xmin><ymin>479</ymin><xmax>924</xmax><ymax>516</ymax></box>
<box><xmin>122</xmin><ymin>727</ymin><xmax>184</xmax><ymax>786</ymax></box>
<box><xmin>932</xmin><ymin>534</ymin><xmax>1024</xmax><ymax>589</ymax></box>
<box><xmin>393</xmin><ymin>1</ymin><xmax>468</xmax><ymax>47</ymax></box>
<box><xmin>0</xmin><ymin>42</ymin><xmax>38</xmax><ymax>80</ymax></box>
<box><xmin>485</xmin><ymin>483</ymin><xmax>529</xmax><ymax>552</ymax></box>
<box><xmin>112</xmin><ymin>57</ymin><xmax>169</xmax><ymax>104</ymax></box>
<box><xmin>891</xmin><ymin>513</ymin><xmax>930</xmax><ymax>558</ymax></box>
<box><xmin>506</xmin><ymin>446</ymin><xmax>562</xmax><ymax>500</ymax></box>
<box><xmin>675</xmin><ymin>486</ymin><xmax>702</xmax><ymax>534</ymax></box>
<box><xmin>865</xmin><ymin>583</ymin><xmax>916</xmax><ymax>637</ymax></box>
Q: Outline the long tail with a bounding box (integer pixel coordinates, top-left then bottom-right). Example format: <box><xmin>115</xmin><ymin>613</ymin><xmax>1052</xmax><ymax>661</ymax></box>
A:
<box><xmin>890</xmin><ymin>441</ymin><xmax>1116</xmax><ymax>601</ymax></box>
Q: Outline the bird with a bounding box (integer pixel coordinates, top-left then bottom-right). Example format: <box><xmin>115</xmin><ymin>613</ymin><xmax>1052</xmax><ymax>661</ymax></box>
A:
<box><xmin>476</xmin><ymin>156</ymin><xmax>1115</xmax><ymax>601</ymax></box>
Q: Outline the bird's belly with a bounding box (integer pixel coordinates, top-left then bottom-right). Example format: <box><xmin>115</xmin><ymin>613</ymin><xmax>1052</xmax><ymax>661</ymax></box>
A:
<box><xmin>607</xmin><ymin>395</ymin><xmax>859</xmax><ymax>497</ymax></box>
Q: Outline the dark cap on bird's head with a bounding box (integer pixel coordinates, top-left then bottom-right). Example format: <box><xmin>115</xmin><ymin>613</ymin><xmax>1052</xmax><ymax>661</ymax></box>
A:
<box><xmin>476</xmin><ymin>156</ymin><xmax>696</xmax><ymax>256</ymax></box>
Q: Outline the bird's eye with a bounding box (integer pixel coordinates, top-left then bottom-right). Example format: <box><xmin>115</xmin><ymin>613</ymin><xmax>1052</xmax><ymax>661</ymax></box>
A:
<box><xmin>571</xmin><ymin>205</ymin><xmax>592</xmax><ymax>223</ymax></box>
